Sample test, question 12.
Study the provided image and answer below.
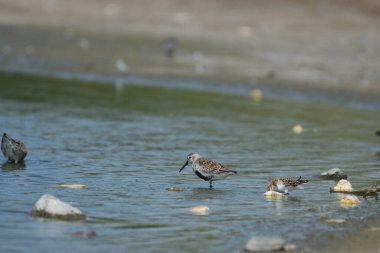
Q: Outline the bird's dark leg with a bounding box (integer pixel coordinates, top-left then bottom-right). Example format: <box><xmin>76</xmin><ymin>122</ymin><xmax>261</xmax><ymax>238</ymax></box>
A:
<box><xmin>209</xmin><ymin>181</ymin><xmax>213</xmax><ymax>189</ymax></box>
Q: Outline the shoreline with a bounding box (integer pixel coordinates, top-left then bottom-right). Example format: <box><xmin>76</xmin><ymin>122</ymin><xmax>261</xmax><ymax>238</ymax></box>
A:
<box><xmin>1</xmin><ymin>66</ymin><xmax>380</xmax><ymax>111</ymax></box>
<box><xmin>0</xmin><ymin>0</ymin><xmax>380</xmax><ymax>96</ymax></box>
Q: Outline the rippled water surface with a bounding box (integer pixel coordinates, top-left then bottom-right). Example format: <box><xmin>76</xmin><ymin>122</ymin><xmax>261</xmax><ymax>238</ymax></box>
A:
<box><xmin>0</xmin><ymin>73</ymin><xmax>379</xmax><ymax>252</ymax></box>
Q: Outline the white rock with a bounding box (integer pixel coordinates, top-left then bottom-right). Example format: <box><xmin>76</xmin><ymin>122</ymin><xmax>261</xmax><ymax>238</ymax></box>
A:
<box><xmin>32</xmin><ymin>194</ymin><xmax>85</xmax><ymax>220</ymax></box>
<box><xmin>321</xmin><ymin>168</ymin><xmax>341</xmax><ymax>176</ymax></box>
<box><xmin>333</xmin><ymin>179</ymin><xmax>353</xmax><ymax>192</ymax></box>
<box><xmin>292</xmin><ymin>124</ymin><xmax>303</xmax><ymax>134</ymax></box>
<box><xmin>284</xmin><ymin>244</ymin><xmax>297</xmax><ymax>251</ymax></box>
<box><xmin>264</xmin><ymin>190</ymin><xmax>286</xmax><ymax>201</ymax></box>
<box><xmin>324</xmin><ymin>218</ymin><xmax>346</xmax><ymax>224</ymax></box>
<box><xmin>340</xmin><ymin>195</ymin><xmax>360</xmax><ymax>207</ymax></box>
<box><xmin>58</xmin><ymin>184</ymin><xmax>86</xmax><ymax>189</ymax></box>
<box><xmin>116</xmin><ymin>58</ymin><xmax>129</xmax><ymax>73</ymax></box>
<box><xmin>321</xmin><ymin>168</ymin><xmax>347</xmax><ymax>180</ymax></box>
<box><xmin>264</xmin><ymin>190</ymin><xmax>285</xmax><ymax>197</ymax></box>
<box><xmin>245</xmin><ymin>236</ymin><xmax>285</xmax><ymax>252</ymax></box>
<box><xmin>250</xmin><ymin>89</ymin><xmax>263</xmax><ymax>101</ymax></box>
<box><xmin>78</xmin><ymin>38</ymin><xmax>90</xmax><ymax>49</ymax></box>
<box><xmin>188</xmin><ymin>205</ymin><xmax>210</xmax><ymax>215</ymax></box>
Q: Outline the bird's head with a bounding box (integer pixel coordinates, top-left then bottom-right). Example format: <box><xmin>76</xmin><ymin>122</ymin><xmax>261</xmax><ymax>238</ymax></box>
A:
<box><xmin>179</xmin><ymin>152</ymin><xmax>201</xmax><ymax>172</ymax></box>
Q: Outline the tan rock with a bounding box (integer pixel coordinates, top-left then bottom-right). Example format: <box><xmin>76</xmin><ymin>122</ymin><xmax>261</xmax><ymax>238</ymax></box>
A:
<box><xmin>188</xmin><ymin>205</ymin><xmax>210</xmax><ymax>215</ymax></box>
<box><xmin>59</xmin><ymin>184</ymin><xmax>86</xmax><ymax>189</ymax></box>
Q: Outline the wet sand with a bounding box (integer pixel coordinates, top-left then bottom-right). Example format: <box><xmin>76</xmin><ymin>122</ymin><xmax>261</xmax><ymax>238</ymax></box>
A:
<box><xmin>0</xmin><ymin>0</ymin><xmax>380</xmax><ymax>96</ymax></box>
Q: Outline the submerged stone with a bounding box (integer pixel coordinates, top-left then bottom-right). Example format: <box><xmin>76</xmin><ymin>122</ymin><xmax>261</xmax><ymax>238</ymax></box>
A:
<box><xmin>264</xmin><ymin>190</ymin><xmax>286</xmax><ymax>199</ymax></box>
<box><xmin>292</xmin><ymin>124</ymin><xmax>303</xmax><ymax>134</ymax></box>
<box><xmin>245</xmin><ymin>236</ymin><xmax>285</xmax><ymax>252</ymax></box>
<box><xmin>31</xmin><ymin>194</ymin><xmax>85</xmax><ymax>220</ymax></box>
<box><xmin>166</xmin><ymin>187</ymin><xmax>183</xmax><ymax>192</ymax></box>
<box><xmin>340</xmin><ymin>195</ymin><xmax>360</xmax><ymax>207</ymax></box>
<box><xmin>320</xmin><ymin>168</ymin><xmax>347</xmax><ymax>180</ymax></box>
<box><xmin>72</xmin><ymin>230</ymin><xmax>97</xmax><ymax>238</ymax></box>
<box><xmin>59</xmin><ymin>184</ymin><xmax>86</xmax><ymax>189</ymax></box>
<box><xmin>188</xmin><ymin>205</ymin><xmax>210</xmax><ymax>215</ymax></box>
<box><xmin>250</xmin><ymin>89</ymin><xmax>263</xmax><ymax>101</ymax></box>
<box><xmin>333</xmin><ymin>179</ymin><xmax>353</xmax><ymax>192</ymax></box>
<box><xmin>323</xmin><ymin>218</ymin><xmax>346</xmax><ymax>224</ymax></box>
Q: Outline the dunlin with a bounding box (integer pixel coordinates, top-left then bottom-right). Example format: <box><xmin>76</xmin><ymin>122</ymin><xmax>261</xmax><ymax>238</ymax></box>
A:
<box><xmin>179</xmin><ymin>152</ymin><xmax>237</xmax><ymax>188</ymax></box>
<box><xmin>161</xmin><ymin>36</ymin><xmax>179</xmax><ymax>59</ymax></box>
<box><xmin>267</xmin><ymin>176</ymin><xmax>308</xmax><ymax>194</ymax></box>
<box><xmin>1</xmin><ymin>133</ymin><xmax>28</xmax><ymax>164</ymax></box>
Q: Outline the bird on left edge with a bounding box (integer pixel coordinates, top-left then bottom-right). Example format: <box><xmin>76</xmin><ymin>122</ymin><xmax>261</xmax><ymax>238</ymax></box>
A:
<box><xmin>1</xmin><ymin>133</ymin><xmax>28</xmax><ymax>164</ymax></box>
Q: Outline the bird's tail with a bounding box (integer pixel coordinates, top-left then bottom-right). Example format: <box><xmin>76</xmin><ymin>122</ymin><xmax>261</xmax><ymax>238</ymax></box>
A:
<box><xmin>220</xmin><ymin>169</ymin><xmax>237</xmax><ymax>175</ymax></box>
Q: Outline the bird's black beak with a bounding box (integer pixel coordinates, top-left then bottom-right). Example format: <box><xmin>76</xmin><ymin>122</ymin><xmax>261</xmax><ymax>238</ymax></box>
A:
<box><xmin>179</xmin><ymin>160</ymin><xmax>189</xmax><ymax>173</ymax></box>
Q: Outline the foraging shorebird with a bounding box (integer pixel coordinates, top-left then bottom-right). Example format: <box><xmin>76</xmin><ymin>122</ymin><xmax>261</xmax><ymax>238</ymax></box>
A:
<box><xmin>179</xmin><ymin>152</ymin><xmax>237</xmax><ymax>188</ymax></box>
<box><xmin>267</xmin><ymin>176</ymin><xmax>308</xmax><ymax>194</ymax></box>
<box><xmin>161</xmin><ymin>36</ymin><xmax>179</xmax><ymax>59</ymax></box>
<box><xmin>1</xmin><ymin>133</ymin><xmax>28</xmax><ymax>164</ymax></box>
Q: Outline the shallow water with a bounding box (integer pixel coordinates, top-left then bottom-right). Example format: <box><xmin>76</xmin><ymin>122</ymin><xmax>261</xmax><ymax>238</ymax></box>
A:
<box><xmin>0</xmin><ymin>72</ymin><xmax>379</xmax><ymax>253</ymax></box>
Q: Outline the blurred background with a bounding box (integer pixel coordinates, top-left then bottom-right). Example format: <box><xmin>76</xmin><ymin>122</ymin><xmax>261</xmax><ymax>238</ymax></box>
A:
<box><xmin>0</xmin><ymin>0</ymin><xmax>380</xmax><ymax>95</ymax></box>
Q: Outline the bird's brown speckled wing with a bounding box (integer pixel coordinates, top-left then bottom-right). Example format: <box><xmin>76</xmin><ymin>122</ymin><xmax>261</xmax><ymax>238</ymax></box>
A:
<box><xmin>197</xmin><ymin>158</ymin><xmax>237</xmax><ymax>174</ymax></box>
<box><xmin>197</xmin><ymin>158</ymin><xmax>225</xmax><ymax>173</ymax></box>
<box><xmin>278</xmin><ymin>177</ymin><xmax>308</xmax><ymax>187</ymax></box>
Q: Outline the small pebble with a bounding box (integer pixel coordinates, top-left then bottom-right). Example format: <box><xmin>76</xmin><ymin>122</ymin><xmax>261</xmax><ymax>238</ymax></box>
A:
<box><xmin>250</xmin><ymin>89</ymin><xmax>263</xmax><ymax>101</ymax></box>
<box><xmin>72</xmin><ymin>231</ymin><xmax>85</xmax><ymax>237</ymax></box>
<box><xmin>264</xmin><ymin>190</ymin><xmax>285</xmax><ymax>197</ymax></box>
<box><xmin>284</xmin><ymin>244</ymin><xmax>297</xmax><ymax>251</ymax></box>
<box><xmin>324</xmin><ymin>218</ymin><xmax>346</xmax><ymax>224</ymax></box>
<box><xmin>166</xmin><ymin>187</ymin><xmax>183</xmax><ymax>192</ymax></box>
<box><xmin>333</xmin><ymin>179</ymin><xmax>352</xmax><ymax>192</ymax></box>
<box><xmin>59</xmin><ymin>184</ymin><xmax>86</xmax><ymax>189</ymax></box>
<box><xmin>115</xmin><ymin>58</ymin><xmax>129</xmax><ymax>73</ymax></box>
<box><xmin>72</xmin><ymin>230</ymin><xmax>97</xmax><ymax>238</ymax></box>
<box><xmin>292</xmin><ymin>124</ymin><xmax>303</xmax><ymax>134</ymax></box>
<box><xmin>86</xmin><ymin>231</ymin><xmax>97</xmax><ymax>237</ymax></box>
<box><xmin>308</xmin><ymin>207</ymin><xmax>317</xmax><ymax>212</ymax></box>
<box><xmin>340</xmin><ymin>195</ymin><xmax>360</xmax><ymax>207</ymax></box>
<box><xmin>188</xmin><ymin>205</ymin><xmax>210</xmax><ymax>215</ymax></box>
<box><xmin>245</xmin><ymin>236</ymin><xmax>285</xmax><ymax>252</ymax></box>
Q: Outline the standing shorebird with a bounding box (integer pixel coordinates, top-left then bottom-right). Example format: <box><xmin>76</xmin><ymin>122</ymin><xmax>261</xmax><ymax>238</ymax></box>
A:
<box><xmin>179</xmin><ymin>152</ymin><xmax>237</xmax><ymax>188</ymax></box>
<box><xmin>267</xmin><ymin>176</ymin><xmax>308</xmax><ymax>194</ymax></box>
<box><xmin>1</xmin><ymin>133</ymin><xmax>28</xmax><ymax>164</ymax></box>
<box><xmin>161</xmin><ymin>36</ymin><xmax>179</xmax><ymax>59</ymax></box>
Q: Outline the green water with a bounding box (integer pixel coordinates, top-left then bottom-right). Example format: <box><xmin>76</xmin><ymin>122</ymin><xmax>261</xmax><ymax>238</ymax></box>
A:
<box><xmin>0</xmin><ymin>72</ymin><xmax>379</xmax><ymax>252</ymax></box>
